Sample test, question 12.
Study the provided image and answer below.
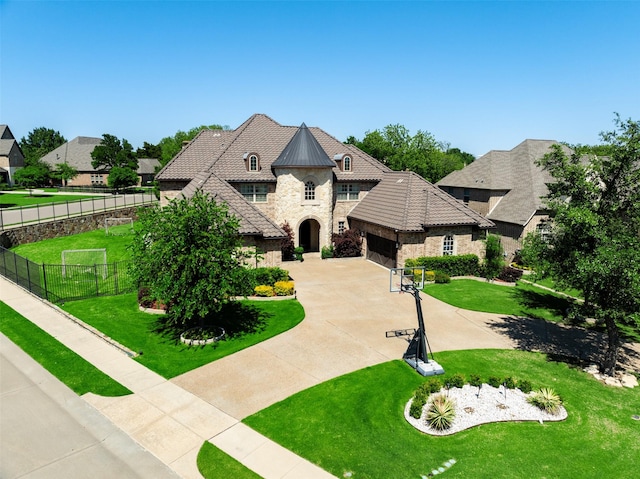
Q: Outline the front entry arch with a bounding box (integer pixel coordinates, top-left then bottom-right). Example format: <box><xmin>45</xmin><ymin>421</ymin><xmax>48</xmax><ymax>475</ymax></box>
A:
<box><xmin>299</xmin><ymin>219</ymin><xmax>320</xmax><ymax>252</ymax></box>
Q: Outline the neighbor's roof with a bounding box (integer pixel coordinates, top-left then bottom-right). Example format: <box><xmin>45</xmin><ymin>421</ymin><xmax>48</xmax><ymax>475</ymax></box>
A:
<box><xmin>349</xmin><ymin>170</ymin><xmax>494</xmax><ymax>232</ymax></box>
<box><xmin>0</xmin><ymin>125</ymin><xmax>24</xmax><ymax>160</ymax></box>
<box><xmin>156</xmin><ymin>114</ymin><xmax>390</xmax><ymax>183</ymax></box>
<box><xmin>40</xmin><ymin>136</ymin><xmax>102</xmax><ymax>171</ymax></box>
<box><xmin>182</xmin><ymin>170</ymin><xmax>286</xmax><ymax>239</ymax></box>
<box><xmin>40</xmin><ymin>137</ymin><xmax>160</xmax><ymax>174</ymax></box>
<box><xmin>437</xmin><ymin>139</ymin><xmax>572</xmax><ymax>226</ymax></box>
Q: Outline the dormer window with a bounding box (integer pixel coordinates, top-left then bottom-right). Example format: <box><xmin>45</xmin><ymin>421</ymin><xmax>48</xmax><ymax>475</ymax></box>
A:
<box><xmin>243</xmin><ymin>152</ymin><xmax>260</xmax><ymax>172</ymax></box>
<box><xmin>333</xmin><ymin>154</ymin><xmax>353</xmax><ymax>172</ymax></box>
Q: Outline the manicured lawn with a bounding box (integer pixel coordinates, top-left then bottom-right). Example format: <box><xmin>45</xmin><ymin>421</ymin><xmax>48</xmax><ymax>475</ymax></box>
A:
<box><xmin>197</xmin><ymin>442</ymin><xmax>262</xmax><ymax>479</ymax></box>
<box><xmin>523</xmin><ymin>275</ymin><xmax>583</xmax><ymax>299</ymax></box>
<box><xmin>0</xmin><ymin>301</ymin><xmax>132</xmax><ymax>396</ymax></box>
<box><xmin>12</xmin><ymin>227</ymin><xmax>135</xmax><ymax>264</ymax></box>
<box><xmin>243</xmin><ymin>350</ymin><xmax>640</xmax><ymax>479</ymax></box>
<box><xmin>61</xmin><ymin>294</ymin><xmax>305</xmax><ymax>378</ymax></box>
<box><xmin>0</xmin><ymin>192</ymin><xmax>98</xmax><ymax>208</ymax></box>
<box><xmin>423</xmin><ymin>279</ymin><xmax>574</xmax><ymax>322</ymax></box>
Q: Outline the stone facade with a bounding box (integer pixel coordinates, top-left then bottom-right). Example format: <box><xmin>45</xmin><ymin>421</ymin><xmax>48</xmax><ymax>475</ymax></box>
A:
<box><xmin>274</xmin><ymin>167</ymin><xmax>333</xmax><ymax>250</ymax></box>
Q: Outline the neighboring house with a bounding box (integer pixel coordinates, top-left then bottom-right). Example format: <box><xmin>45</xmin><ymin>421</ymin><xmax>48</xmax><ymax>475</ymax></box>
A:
<box><xmin>437</xmin><ymin>139</ymin><xmax>573</xmax><ymax>258</ymax></box>
<box><xmin>156</xmin><ymin>114</ymin><xmax>494</xmax><ymax>268</ymax></box>
<box><xmin>39</xmin><ymin>136</ymin><xmax>160</xmax><ymax>187</ymax></box>
<box><xmin>0</xmin><ymin>125</ymin><xmax>25</xmax><ymax>186</ymax></box>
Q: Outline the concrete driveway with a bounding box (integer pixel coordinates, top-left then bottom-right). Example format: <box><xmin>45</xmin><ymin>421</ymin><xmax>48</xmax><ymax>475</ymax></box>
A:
<box><xmin>171</xmin><ymin>257</ymin><xmax>516</xmax><ymax>420</ymax></box>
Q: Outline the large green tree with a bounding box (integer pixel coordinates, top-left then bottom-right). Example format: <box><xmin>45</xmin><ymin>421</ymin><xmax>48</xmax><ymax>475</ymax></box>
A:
<box><xmin>347</xmin><ymin>125</ymin><xmax>472</xmax><ymax>183</ymax></box>
<box><xmin>90</xmin><ymin>134</ymin><xmax>138</xmax><ymax>172</ymax></box>
<box><xmin>13</xmin><ymin>165</ymin><xmax>50</xmax><ymax>189</ymax></box>
<box><xmin>158</xmin><ymin>124</ymin><xmax>227</xmax><ymax>166</ymax></box>
<box><xmin>136</xmin><ymin>141</ymin><xmax>162</xmax><ymax>160</ymax></box>
<box><xmin>128</xmin><ymin>192</ymin><xmax>251</xmax><ymax>327</ymax></box>
<box><xmin>19</xmin><ymin>127</ymin><xmax>66</xmax><ymax>165</ymax></box>
<box><xmin>52</xmin><ymin>162</ymin><xmax>78</xmax><ymax>186</ymax></box>
<box><xmin>534</xmin><ymin>115</ymin><xmax>640</xmax><ymax>375</ymax></box>
<box><xmin>107</xmin><ymin>166</ymin><xmax>139</xmax><ymax>191</ymax></box>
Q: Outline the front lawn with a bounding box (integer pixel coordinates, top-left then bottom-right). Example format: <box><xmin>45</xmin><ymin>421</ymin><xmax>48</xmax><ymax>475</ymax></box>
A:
<box><xmin>243</xmin><ymin>350</ymin><xmax>640</xmax><ymax>478</ymax></box>
<box><xmin>423</xmin><ymin>279</ymin><xmax>574</xmax><ymax>322</ymax></box>
<box><xmin>61</xmin><ymin>294</ymin><xmax>305</xmax><ymax>378</ymax></box>
<box><xmin>0</xmin><ymin>301</ymin><xmax>132</xmax><ymax>396</ymax></box>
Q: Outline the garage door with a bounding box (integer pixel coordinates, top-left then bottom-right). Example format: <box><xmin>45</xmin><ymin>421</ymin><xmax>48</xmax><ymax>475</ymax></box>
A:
<box><xmin>366</xmin><ymin>233</ymin><xmax>397</xmax><ymax>269</ymax></box>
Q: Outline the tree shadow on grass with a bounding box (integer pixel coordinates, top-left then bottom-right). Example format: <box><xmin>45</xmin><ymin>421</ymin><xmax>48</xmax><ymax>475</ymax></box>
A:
<box><xmin>152</xmin><ymin>301</ymin><xmax>271</xmax><ymax>344</ymax></box>
<box><xmin>488</xmin><ymin>315</ymin><xmax>640</xmax><ymax>373</ymax></box>
<box><xmin>511</xmin><ymin>287</ymin><xmax>575</xmax><ymax>321</ymax></box>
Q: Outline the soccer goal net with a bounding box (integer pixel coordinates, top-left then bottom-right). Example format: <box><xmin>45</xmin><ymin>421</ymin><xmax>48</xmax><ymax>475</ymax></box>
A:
<box><xmin>105</xmin><ymin>217</ymin><xmax>134</xmax><ymax>236</ymax></box>
<box><xmin>61</xmin><ymin>249</ymin><xmax>108</xmax><ymax>279</ymax></box>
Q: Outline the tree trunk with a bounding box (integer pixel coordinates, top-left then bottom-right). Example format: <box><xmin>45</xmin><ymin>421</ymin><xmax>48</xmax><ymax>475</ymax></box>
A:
<box><xmin>602</xmin><ymin>316</ymin><xmax>620</xmax><ymax>376</ymax></box>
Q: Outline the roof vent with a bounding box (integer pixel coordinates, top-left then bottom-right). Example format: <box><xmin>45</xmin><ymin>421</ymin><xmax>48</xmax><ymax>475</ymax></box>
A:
<box><xmin>397</xmin><ymin>179</ymin><xmax>404</xmax><ymax>183</ymax></box>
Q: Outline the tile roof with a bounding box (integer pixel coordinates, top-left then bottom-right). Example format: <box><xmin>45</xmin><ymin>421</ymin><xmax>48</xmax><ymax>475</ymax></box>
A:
<box><xmin>437</xmin><ymin>139</ymin><xmax>572</xmax><ymax>226</ymax></box>
<box><xmin>137</xmin><ymin>158</ymin><xmax>161</xmax><ymax>175</ymax></box>
<box><xmin>156</xmin><ymin>114</ymin><xmax>390</xmax><ymax>184</ymax></box>
<box><xmin>182</xmin><ymin>171</ymin><xmax>286</xmax><ymax>239</ymax></box>
<box><xmin>40</xmin><ymin>136</ymin><xmax>102</xmax><ymax>170</ymax></box>
<box><xmin>349</xmin><ymin>171</ymin><xmax>494</xmax><ymax>232</ymax></box>
<box><xmin>271</xmin><ymin>123</ymin><xmax>336</xmax><ymax>168</ymax></box>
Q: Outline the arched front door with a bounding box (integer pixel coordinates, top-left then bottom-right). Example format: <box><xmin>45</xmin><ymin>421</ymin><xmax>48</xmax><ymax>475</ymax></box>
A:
<box><xmin>299</xmin><ymin>219</ymin><xmax>320</xmax><ymax>252</ymax></box>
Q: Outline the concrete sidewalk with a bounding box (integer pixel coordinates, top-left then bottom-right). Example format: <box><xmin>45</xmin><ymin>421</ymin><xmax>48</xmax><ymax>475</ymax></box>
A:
<box><xmin>0</xmin><ymin>277</ymin><xmax>336</xmax><ymax>479</ymax></box>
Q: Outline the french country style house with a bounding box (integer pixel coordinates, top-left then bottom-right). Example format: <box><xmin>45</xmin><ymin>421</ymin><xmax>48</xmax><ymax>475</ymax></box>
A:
<box><xmin>437</xmin><ymin>139</ymin><xmax>573</xmax><ymax>258</ymax></box>
<box><xmin>156</xmin><ymin>114</ymin><xmax>494</xmax><ymax>268</ymax></box>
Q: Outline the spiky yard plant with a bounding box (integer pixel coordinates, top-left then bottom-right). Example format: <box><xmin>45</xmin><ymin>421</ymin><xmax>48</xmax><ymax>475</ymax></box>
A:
<box><xmin>426</xmin><ymin>394</ymin><xmax>457</xmax><ymax>430</ymax></box>
<box><xmin>528</xmin><ymin>387</ymin><xmax>563</xmax><ymax>415</ymax></box>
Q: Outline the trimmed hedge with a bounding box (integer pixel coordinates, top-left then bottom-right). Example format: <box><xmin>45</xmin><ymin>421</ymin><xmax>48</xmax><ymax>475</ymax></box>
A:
<box><xmin>405</xmin><ymin>254</ymin><xmax>480</xmax><ymax>277</ymax></box>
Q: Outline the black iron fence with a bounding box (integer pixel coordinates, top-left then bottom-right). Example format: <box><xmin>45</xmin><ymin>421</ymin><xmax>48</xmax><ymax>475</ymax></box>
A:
<box><xmin>0</xmin><ymin>247</ymin><xmax>134</xmax><ymax>303</ymax></box>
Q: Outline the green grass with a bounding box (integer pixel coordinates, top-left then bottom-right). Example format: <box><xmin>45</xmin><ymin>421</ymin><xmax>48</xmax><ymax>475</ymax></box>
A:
<box><xmin>0</xmin><ymin>192</ymin><xmax>98</xmax><ymax>208</ymax></box>
<box><xmin>244</xmin><ymin>350</ymin><xmax>640</xmax><ymax>479</ymax></box>
<box><xmin>523</xmin><ymin>275</ymin><xmax>583</xmax><ymax>299</ymax></box>
<box><xmin>60</xmin><ymin>294</ymin><xmax>305</xmax><ymax>378</ymax></box>
<box><xmin>12</xmin><ymin>227</ymin><xmax>135</xmax><ymax>264</ymax></box>
<box><xmin>423</xmin><ymin>279</ymin><xmax>574</xmax><ymax>322</ymax></box>
<box><xmin>0</xmin><ymin>301</ymin><xmax>132</xmax><ymax>396</ymax></box>
<box><xmin>197</xmin><ymin>442</ymin><xmax>262</xmax><ymax>479</ymax></box>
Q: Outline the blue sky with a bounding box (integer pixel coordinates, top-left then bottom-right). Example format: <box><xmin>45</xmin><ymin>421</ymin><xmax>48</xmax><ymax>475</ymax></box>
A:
<box><xmin>1</xmin><ymin>0</ymin><xmax>638</xmax><ymax>157</ymax></box>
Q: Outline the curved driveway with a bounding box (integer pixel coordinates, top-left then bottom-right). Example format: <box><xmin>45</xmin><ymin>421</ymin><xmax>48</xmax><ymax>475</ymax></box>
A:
<box><xmin>171</xmin><ymin>257</ymin><xmax>517</xmax><ymax>420</ymax></box>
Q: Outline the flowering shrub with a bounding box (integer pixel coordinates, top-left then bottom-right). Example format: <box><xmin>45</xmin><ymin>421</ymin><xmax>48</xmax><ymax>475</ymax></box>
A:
<box><xmin>254</xmin><ymin>285</ymin><xmax>274</xmax><ymax>297</ymax></box>
<box><xmin>274</xmin><ymin>281</ymin><xmax>295</xmax><ymax>296</ymax></box>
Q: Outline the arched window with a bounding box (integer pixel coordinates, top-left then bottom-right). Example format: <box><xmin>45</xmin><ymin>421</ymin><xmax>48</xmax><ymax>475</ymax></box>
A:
<box><xmin>304</xmin><ymin>180</ymin><xmax>316</xmax><ymax>201</ymax></box>
<box><xmin>249</xmin><ymin>155</ymin><xmax>258</xmax><ymax>171</ymax></box>
<box><xmin>343</xmin><ymin>155</ymin><xmax>352</xmax><ymax>172</ymax></box>
<box><xmin>443</xmin><ymin>235</ymin><xmax>454</xmax><ymax>256</ymax></box>
<box><xmin>244</xmin><ymin>152</ymin><xmax>260</xmax><ymax>172</ymax></box>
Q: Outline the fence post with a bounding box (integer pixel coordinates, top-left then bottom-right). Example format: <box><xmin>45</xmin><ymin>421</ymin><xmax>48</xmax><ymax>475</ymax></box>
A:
<box><xmin>42</xmin><ymin>264</ymin><xmax>49</xmax><ymax>302</ymax></box>
<box><xmin>67</xmin><ymin>200</ymin><xmax>70</xmax><ymax>219</ymax></box>
<box><xmin>114</xmin><ymin>261</ymin><xmax>119</xmax><ymax>295</ymax></box>
<box><xmin>94</xmin><ymin>264</ymin><xmax>99</xmax><ymax>296</ymax></box>
<box><xmin>12</xmin><ymin>250</ymin><xmax>18</xmax><ymax>282</ymax></box>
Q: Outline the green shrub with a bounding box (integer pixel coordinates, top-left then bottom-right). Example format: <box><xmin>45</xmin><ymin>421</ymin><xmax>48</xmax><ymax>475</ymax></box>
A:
<box><xmin>409</xmin><ymin>395</ymin><xmax>426</xmax><ymax>419</ymax></box>
<box><xmin>434</xmin><ymin>271</ymin><xmax>451</xmax><ymax>283</ymax></box>
<box><xmin>405</xmin><ymin>254</ymin><xmax>480</xmax><ymax>277</ymax></box>
<box><xmin>503</xmin><ymin>376</ymin><xmax>517</xmax><ymax>389</ymax></box>
<box><xmin>274</xmin><ymin>281</ymin><xmax>295</xmax><ymax>296</ymax></box>
<box><xmin>254</xmin><ymin>285</ymin><xmax>274</xmax><ymax>297</ymax></box>
<box><xmin>447</xmin><ymin>373</ymin><xmax>466</xmax><ymax>388</ymax></box>
<box><xmin>426</xmin><ymin>394</ymin><xmax>457</xmax><ymax>430</ymax></box>
<box><xmin>518</xmin><ymin>379</ymin><xmax>533</xmax><ymax>393</ymax></box>
<box><xmin>250</xmin><ymin>267</ymin><xmax>290</xmax><ymax>288</ymax></box>
<box><xmin>469</xmin><ymin>373</ymin><xmax>482</xmax><ymax>387</ymax></box>
<box><xmin>488</xmin><ymin>375</ymin><xmax>502</xmax><ymax>388</ymax></box>
<box><xmin>421</xmin><ymin>377</ymin><xmax>443</xmax><ymax>394</ymax></box>
<box><xmin>528</xmin><ymin>388</ymin><xmax>563</xmax><ymax>415</ymax></box>
<box><xmin>321</xmin><ymin>245</ymin><xmax>334</xmax><ymax>259</ymax></box>
<box><xmin>294</xmin><ymin>247</ymin><xmax>304</xmax><ymax>261</ymax></box>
